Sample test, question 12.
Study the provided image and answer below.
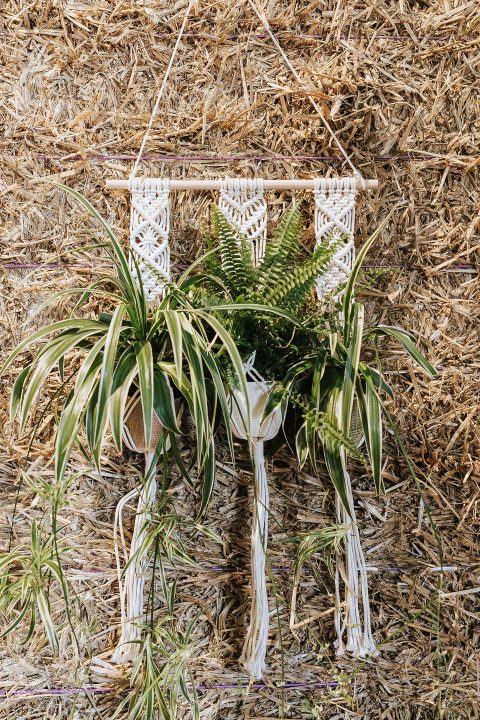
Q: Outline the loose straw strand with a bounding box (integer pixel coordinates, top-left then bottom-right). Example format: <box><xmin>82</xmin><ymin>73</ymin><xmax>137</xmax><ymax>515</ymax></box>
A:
<box><xmin>130</xmin><ymin>0</ymin><xmax>195</xmax><ymax>180</ymax></box>
<box><xmin>246</xmin><ymin>0</ymin><xmax>362</xmax><ymax>182</ymax></box>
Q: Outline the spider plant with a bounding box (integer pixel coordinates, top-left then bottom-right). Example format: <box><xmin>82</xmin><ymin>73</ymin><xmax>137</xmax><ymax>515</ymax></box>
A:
<box><xmin>114</xmin><ymin>558</ymin><xmax>200</xmax><ymax>720</ymax></box>
<box><xmin>285</xmin><ymin>524</ymin><xmax>349</xmax><ymax>631</ymax></box>
<box><xmin>1</xmin><ymin>186</ymin><xmax>253</xmax><ymax>515</ymax></box>
<box><xmin>114</xmin><ymin>603</ymin><xmax>200</xmax><ymax>720</ymax></box>
<box><xmin>265</xmin><ymin>218</ymin><xmax>438</xmax><ymax>509</ymax></box>
<box><xmin>0</xmin><ymin>519</ymin><xmax>70</xmax><ymax>651</ymax></box>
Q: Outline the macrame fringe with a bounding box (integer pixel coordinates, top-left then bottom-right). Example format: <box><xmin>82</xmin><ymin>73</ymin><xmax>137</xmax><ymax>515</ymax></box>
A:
<box><xmin>112</xmin><ymin>452</ymin><xmax>157</xmax><ymax>664</ymax></box>
<box><xmin>314</xmin><ymin>177</ymin><xmax>356</xmax><ymax>299</ymax></box>
<box><xmin>129</xmin><ymin>177</ymin><xmax>171</xmax><ymax>303</ymax></box>
<box><xmin>334</xmin><ymin>468</ymin><xmax>378</xmax><ymax>657</ymax></box>
<box><xmin>219</xmin><ymin>178</ymin><xmax>267</xmax><ymax>266</ymax></box>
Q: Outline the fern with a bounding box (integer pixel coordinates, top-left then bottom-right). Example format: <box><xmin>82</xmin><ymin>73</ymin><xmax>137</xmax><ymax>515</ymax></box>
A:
<box><xmin>198</xmin><ymin>203</ymin><xmax>336</xmax><ymax>380</ymax></box>
<box><xmin>264</xmin><ymin>242</ymin><xmax>337</xmax><ymax>311</ymax></box>
<box><xmin>213</xmin><ymin>207</ymin><xmax>254</xmax><ymax>297</ymax></box>
<box><xmin>257</xmin><ymin>202</ymin><xmax>303</xmax><ymax>293</ymax></box>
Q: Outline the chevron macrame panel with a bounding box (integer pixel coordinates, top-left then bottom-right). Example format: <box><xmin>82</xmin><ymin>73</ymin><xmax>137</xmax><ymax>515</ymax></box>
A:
<box><xmin>219</xmin><ymin>178</ymin><xmax>267</xmax><ymax>266</ymax></box>
<box><xmin>314</xmin><ymin>177</ymin><xmax>356</xmax><ymax>299</ymax></box>
<box><xmin>130</xmin><ymin>178</ymin><xmax>170</xmax><ymax>302</ymax></box>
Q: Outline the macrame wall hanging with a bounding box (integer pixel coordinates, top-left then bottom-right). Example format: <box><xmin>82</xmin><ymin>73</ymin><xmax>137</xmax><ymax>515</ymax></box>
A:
<box><xmin>129</xmin><ymin>178</ymin><xmax>171</xmax><ymax>302</ymax></box>
<box><xmin>105</xmin><ymin>0</ymin><xmax>379</xmax><ymax>679</ymax></box>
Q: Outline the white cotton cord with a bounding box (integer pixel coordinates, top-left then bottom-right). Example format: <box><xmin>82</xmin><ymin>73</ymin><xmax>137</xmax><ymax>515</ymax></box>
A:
<box><xmin>239</xmin><ymin>440</ymin><xmax>270</xmax><ymax>679</ymax></box>
<box><xmin>219</xmin><ymin>178</ymin><xmax>268</xmax><ymax>266</ymax></box>
<box><xmin>333</xmin><ymin>463</ymin><xmax>378</xmax><ymax>658</ymax></box>
<box><xmin>314</xmin><ymin>177</ymin><xmax>356</xmax><ymax>301</ymax></box>
<box><xmin>112</xmin><ymin>452</ymin><xmax>157</xmax><ymax>664</ymax></box>
<box><xmin>334</xmin><ymin>492</ymin><xmax>346</xmax><ymax>656</ymax></box>
<box><xmin>113</xmin><ymin>486</ymin><xmax>140</xmax><ymax>641</ymax></box>
<box><xmin>229</xmin><ymin>370</ymin><xmax>283</xmax><ymax>678</ymax></box>
<box><xmin>246</xmin><ymin>0</ymin><xmax>362</xmax><ymax>182</ymax></box>
<box><xmin>129</xmin><ymin>177</ymin><xmax>171</xmax><ymax>303</ymax></box>
<box><xmin>130</xmin><ymin>0</ymin><xmax>195</xmax><ymax>179</ymax></box>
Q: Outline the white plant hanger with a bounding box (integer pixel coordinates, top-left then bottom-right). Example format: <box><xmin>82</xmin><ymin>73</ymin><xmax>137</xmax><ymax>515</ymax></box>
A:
<box><xmin>229</xmin><ymin>357</ymin><xmax>282</xmax><ymax>679</ymax></box>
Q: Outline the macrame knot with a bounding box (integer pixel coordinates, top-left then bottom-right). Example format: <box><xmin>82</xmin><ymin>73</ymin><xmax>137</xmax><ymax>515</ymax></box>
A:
<box><xmin>129</xmin><ymin>177</ymin><xmax>171</xmax><ymax>303</ymax></box>
<box><xmin>314</xmin><ymin>177</ymin><xmax>356</xmax><ymax>300</ymax></box>
<box><xmin>219</xmin><ymin>178</ymin><xmax>267</xmax><ymax>266</ymax></box>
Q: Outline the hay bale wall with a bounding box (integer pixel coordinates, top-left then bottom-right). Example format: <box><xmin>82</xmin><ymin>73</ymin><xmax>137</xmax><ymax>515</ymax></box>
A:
<box><xmin>1</xmin><ymin>2</ymin><xmax>479</xmax><ymax>718</ymax></box>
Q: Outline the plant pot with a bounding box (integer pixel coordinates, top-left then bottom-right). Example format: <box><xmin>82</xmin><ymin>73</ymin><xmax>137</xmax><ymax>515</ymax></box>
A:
<box><xmin>229</xmin><ymin>380</ymin><xmax>282</xmax><ymax>443</ymax></box>
<box><xmin>122</xmin><ymin>390</ymin><xmax>183</xmax><ymax>455</ymax></box>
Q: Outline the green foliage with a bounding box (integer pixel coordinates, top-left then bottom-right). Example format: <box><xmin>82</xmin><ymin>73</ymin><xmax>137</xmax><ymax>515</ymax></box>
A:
<box><xmin>200</xmin><ymin>204</ymin><xmax>337</xmax><ymax>380</ymax></box>
<box><xmin>200</xmin><ymin>205</ymin><xmax>437</xmax><ymax>510</ymax></box>
<box><xmin>267</xmin><ymin>215</ymin><xmax>437</xmax><ymax>507</ymax></box>
<box><xmin>115</xmin><ymin>614</ymin><xmax>200</xmax><ymax>720</ymax></box>
<box><xmin>286</xmin><ymin>524</ymin><xmax>349</xmax><ymax>629</ymax></box>
<box><xmin>0</xmin><ymin>519</ymin><xmax>70</xmax><ymax>651</ymax></box>
<box><xmin>1</xmin><ymin>191</ymin><xmax>438</xmax><ymax>678</ymax></box>
<box><xmin>1</xmin><ymin>186</ymin><xmax>254</xmax><ymax>517</ymax></box>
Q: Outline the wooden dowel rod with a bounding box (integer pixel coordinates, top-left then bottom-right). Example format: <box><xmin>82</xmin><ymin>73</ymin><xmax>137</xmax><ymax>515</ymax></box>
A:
<box><xmin>105</xmin><ymin>178</ymin><xmax>378</xmax><ymax>191</ymax></box>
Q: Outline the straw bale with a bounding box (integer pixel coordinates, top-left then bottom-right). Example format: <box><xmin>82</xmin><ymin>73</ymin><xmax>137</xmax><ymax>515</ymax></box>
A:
<box><xmin>1</xmin><ymin>1</ymin><xmax>479</xmax><ymax>718</ymax></box>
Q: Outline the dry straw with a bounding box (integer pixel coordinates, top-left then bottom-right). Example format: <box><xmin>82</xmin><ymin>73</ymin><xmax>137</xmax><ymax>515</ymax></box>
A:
<box><xmin>1</xmin><ymin>1</ymin><xmax>479</xmax><ymax>718</ymax></box>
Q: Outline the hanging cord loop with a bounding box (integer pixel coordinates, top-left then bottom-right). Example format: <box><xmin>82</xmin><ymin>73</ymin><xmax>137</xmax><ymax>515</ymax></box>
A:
<box><xmin>246</xmin><ymin>0</ymin><xmax>364</xmax><ymax>185</ymax></box>
<box><xmin>112</xmin><ymin>459</ymin><xmax>157</xmax><ymax>664</ymax></box>
<box><xmin>229</xmin><ymin>356</ymin><xmax>283</xmax><ymax>678</ymax></box>
<box><xmin>129</xmin><ymin>0</ymin><xmax>195</xmax><ymax>181</ymax></box>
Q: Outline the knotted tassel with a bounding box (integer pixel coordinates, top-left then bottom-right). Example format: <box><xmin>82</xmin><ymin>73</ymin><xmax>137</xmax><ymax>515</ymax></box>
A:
<box><xmin>112</xmin><ymin>393</ymin><xmax>180</xmax><ymax>664</ymax></box>
<box><xmin>112</xmin><ymin>452</ymin><xmax>156</xmax><ymax>663</ymax></box>
<box><xmin>333</xmin><ymin>404</ymin><xmax>378</xmax><ymax>658</ymax></box>
<box><xmin>239</xmin><ymin>439</ymin><xmax>270</xmax><ymax>678</ymax></box>
<box><xmin>229</xmin><ymin>367</ymin><xmax>282</xmax><ymax>679</ymax></box>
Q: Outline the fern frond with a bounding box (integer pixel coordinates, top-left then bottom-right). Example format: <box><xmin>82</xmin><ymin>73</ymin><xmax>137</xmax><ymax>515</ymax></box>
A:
<box><xmin>318</xmin><ymin>414</ymin><xmax>368</xmax><ymax>467</ymax></box>
<box><xmin>264</xmin><ymin>241</ymin><xmax>336</xmax><ymax>310</ymax></box>
<box><xmin>257</xmin><ymin>202</ymin><xmax>303</xmax><ymax>293</ymax></box>
<box><xmin>213</xmin><ymin>207</ymin><xmax>254</xmax><ymax>297</ymax></box>
<box><xmin>202</xmin><ymin>226</ymin><xmax>222</xmax><ymax>276</ymax></box>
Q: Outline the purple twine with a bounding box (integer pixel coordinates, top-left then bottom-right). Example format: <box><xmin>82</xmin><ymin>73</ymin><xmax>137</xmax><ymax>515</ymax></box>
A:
<box><xmin>32</xmin><ymin>152</ymin><xmax>479</xmax><ymax>162</ymax></box>
<box><xmin>0</xmin><ymin>31</ymin><xmax>476</xmax><ymax>42</ymax></box>
<box><xmin>0</xmin><ymin>680</ymin><xmax>338</xmax><ymax>699</ymax></box>
<box><xmin>152</xmin><ymin>32</ymin><xmax>477</xmax><ymax>42</ymax></box>
<box><xmin>73</xmin><ymin>563</ymin><xmax>475</xmax><ymax>576</ymax></box>
<box><xmin>2</xmin><ymin>263</ymin><xmax>476</xmax><ymax>273</ymax></box>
